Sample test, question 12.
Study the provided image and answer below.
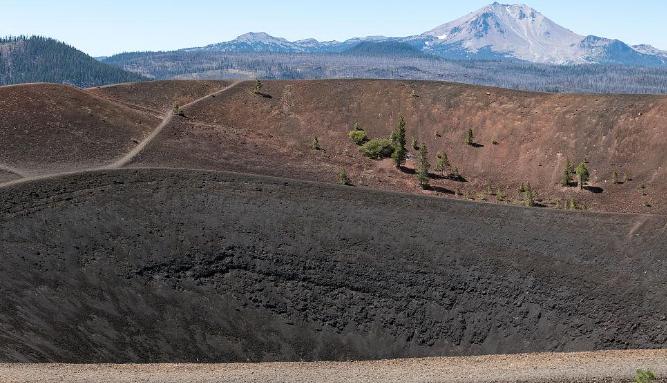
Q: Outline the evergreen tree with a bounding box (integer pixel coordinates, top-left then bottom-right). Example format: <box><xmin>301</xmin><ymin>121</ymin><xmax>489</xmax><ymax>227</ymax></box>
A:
<box><xmin>254</xmin><ymin>79</ymin><xmax>263</xmax><ymax>94</ymax></box>
<box><xmin>523</xmin><ymin>183</ymin><xmax>536</xmax><ymax>207</ymax></box>
<box><xmin>561</xmin><ymin>159</ymin><xmax>574</xmax><ymax>186</ymax></box>
<box><xmin>576</xmin><ymin>162</ymin><xmax>590</xmax><ymax>189</ymax></box>
<box><xmin>435</xmin><ymin>151</ymin><xmax>450</xmax><ymax>176</ymax></box>
<box><xmin>465</xmin><ymin>129</ymin><xmax>474</xmax><ymax>146</ymax></box>
<box><xmin>416</xmin><ymin>144</ymin><xmax>430</xmax><ymax>189</ymax></box>
<box><xmin>390</xmin><ymin>115</ymin><xmax>407</xmax><ymax>168</ymax></box>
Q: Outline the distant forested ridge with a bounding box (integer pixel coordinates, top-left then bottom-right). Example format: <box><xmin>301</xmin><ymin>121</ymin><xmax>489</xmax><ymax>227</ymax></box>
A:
<box><xmin>103</xmin><ymin>49</ymin><xmax>667</xmax><ymax>94</ymax></box>
<box><xmin>0</xmin><ymin>36</ymin><xmax>144</xmax><ymax>87</ymax></box>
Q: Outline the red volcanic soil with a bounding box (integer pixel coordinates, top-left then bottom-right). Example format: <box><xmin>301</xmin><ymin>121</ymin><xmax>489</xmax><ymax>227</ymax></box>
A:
<box><xmin>88</xmin><ymin>80</ymin><xmax>231</xmax><ymax>113</ymax></box>
<box><xmin>0</xmin><ymin>83</ymin><xmax>159</xmax><ymax>174</ymax></box>
<box><xmin>127</xmin><ymin>80</ymin><xmax>667</xmax><ymax>214</ymax></box>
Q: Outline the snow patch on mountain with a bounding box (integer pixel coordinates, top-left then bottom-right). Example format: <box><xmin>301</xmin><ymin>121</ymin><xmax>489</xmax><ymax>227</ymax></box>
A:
<box><xmin>423</xmin><ymin>2</ymin><xmax>587</xmax><ymax>64</ymax></box>
<box><xmin>180</xmin><ymin>3</ymin><xmax>667</xmax><ymax>67</ymax></box>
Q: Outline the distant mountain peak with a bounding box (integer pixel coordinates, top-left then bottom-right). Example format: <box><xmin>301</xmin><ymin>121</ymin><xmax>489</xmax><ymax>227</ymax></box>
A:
<box><xmin>177</xmin><ymin>3</ymin><xmax>667</xmax><ymax>66</ymax></box>
<box><xmin>234</xmin><ymin>32</ymin><xmax>287</xmax><ymax>43</ymax></box>
<box><xmin>423</xmin><ymin>2</ymin><xmax>586</xmax><ymax>64</ymax></box>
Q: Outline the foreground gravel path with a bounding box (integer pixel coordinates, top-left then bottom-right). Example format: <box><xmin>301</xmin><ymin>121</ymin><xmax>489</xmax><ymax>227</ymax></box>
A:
<box><xmin>1</xmin><ymin>350</ymin><xmax>665</xmax><ymax>383</ymax></box>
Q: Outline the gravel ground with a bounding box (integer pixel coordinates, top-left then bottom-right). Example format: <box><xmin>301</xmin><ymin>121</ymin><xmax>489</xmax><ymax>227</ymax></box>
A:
<box><xmin>1</xmin><ymin>350</ymin><xmax>665</xmax><ymax>383</ymax></box>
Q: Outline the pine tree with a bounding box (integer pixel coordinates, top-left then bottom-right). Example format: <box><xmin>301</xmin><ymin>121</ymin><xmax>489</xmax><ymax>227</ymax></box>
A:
<box><xmin>561</xmin><ymin>159</ymin><xmax>574</xmax><ymax>186</ymax></box>
<box><xmin>561</xmin><ymin>167</ymin><xmax>571</xmax><ymax>187</ymax></box>
<box><xmin>435</xmin><ymin>151</ymin><xmax>450</xmax><ymax>176</ymax></box>
<box><xmin>390</xmin><ymin>115</ymin><xmax>407</xmax><ymax>168</ymax></box>
<box><xmin>576</xmin><ymin>162</ymin><xmax>590</xmax><ymax>190</ymax></box>
<box><xmin>254</xmin><ymin>79</ymin><xmax>263</xmax><ymax>94</ymax></box>
<box><xmin>523</xmin><ymin>183</ymin><xmax>536</xmax><ymax>207</ymax></box>
<box><xmin>464</xmin><ymin>129</ymin><xmax>474</xmax><ymax>146</ymax></box>
<box><xmin>416</xmin><ymin>144</ymin><xmax>430</xmax><ymax>189</ymax></box>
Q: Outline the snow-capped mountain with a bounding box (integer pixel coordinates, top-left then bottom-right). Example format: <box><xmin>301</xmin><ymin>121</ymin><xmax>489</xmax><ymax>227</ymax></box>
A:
<box><xmin>422</xmin><ymin>2</ymin><xmax>665</xmax><ymax>65</ymax></box>
<box><xmin>423</xmin><ymin>2</ymin><xmax>584</xmax><ymax>63</ymax></box>
<box><xmin>633</xmin><ymin>44</ymin><xmax>667</xmax><ymax>59</ymax></box>
<box><xmin>182</xmin><ymin>3</ymin><xmax>667</xmax><ymax>66</ymax></box>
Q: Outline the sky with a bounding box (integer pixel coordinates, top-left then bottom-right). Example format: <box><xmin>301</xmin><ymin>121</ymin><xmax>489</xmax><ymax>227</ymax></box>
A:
<box><xmin>2</xmin><ymin>0</ymin><xmax>666</xmax><ymax>56</ymax></box>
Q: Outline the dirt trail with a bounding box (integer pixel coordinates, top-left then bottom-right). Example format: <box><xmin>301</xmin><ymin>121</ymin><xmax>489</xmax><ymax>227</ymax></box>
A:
<box><xmin>0</xmin><ymin>164</ymin><xmax>26</xmax><ymax>178</ymax></box>
<box><xmin>1</xmin><ymin>350</ymin><xmax>665</xmax><ymax>383</ymax></box>
<box><xmin>0</xmin><ymin>81</ymin><xmax>244</xmax><ymax>189</ymax></box>
<box><xmin>106</xmin><ymin>81</ymin><xmax>243</xmax><ymax>169</ymax></box>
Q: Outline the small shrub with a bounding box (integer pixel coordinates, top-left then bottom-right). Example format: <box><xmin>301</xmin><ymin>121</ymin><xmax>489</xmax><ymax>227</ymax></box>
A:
<box><xmin>312</xmin><ymin>137</ymin><xmax>321</xmax><ymax>150</ymax></box>
<box><xmin>492</xmin><ymin>140</ymin><xmax>499</xmax><ymax>145</ymax></box>
<box><xmin>450</xmin><ymin>167</ymin><xmax>463</xmax><ymax>182</ymax></box>
<box><xmin>496</xmin><ymin>190</ymin><xmax>507</xmax><ymax>202</ymax></box>
<box><xmin>612</xmin><ymin>170</ymin><xmax>620</xmax><ymax>184</ymax></box>
<box><xmin>624</xmin><ymin>172</ymin><xmax>632</xmax><ymax>182</ymax></box>
<box><xmin>435</xmin><ymin>151</ymin><xmax>450</xmax><ymax>176</ymax></box>
<box><xmin>360</xmin><ymin>138</ymin><xmax>394</xmax><ymax>159</ymax></box>
<box><xmin>337</xmin><ymin>169</ymin><xmax>351</xmax><ymax>186</ymax></box>
<box><xmin>348</xmin><ymin>129</ymin><xmax>368</xmax><ymax>145</ymax></box>
<box><xmin>635</xmin><ymin>369</ymin><xmax>656</xmax><ymax>383</ymax></box>
<box><xmin>173</xmin><ymin>105</ymin><xmax>185</xmax><ymax>117</ymax></box>
<box><xmin>411</xmin><ymin>137</ymin><xmax>419</xmax><ymax>151</ymax></box>
<box><xmin>567</xmin><ymin>198</ymin><xmax>579</xmax><ymax>210</ymax></box>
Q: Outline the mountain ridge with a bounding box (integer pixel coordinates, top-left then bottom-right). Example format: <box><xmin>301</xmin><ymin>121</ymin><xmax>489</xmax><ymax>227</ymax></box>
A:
<box><xmin>0</xmin><ymin>36</ymin><xmax>145</xmax><ymax>87</ymax></box>
<box><xmin>167</xmin><ymin>3</ymin><xmax>666</xmax><ymax>66</ymax></box>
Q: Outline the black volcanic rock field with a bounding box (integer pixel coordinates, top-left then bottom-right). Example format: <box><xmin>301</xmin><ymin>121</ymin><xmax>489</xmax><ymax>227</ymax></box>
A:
<box><xmin>0</xmin><ymin>169</ymin><xmax>664</xmax><ymax>363</ymax></box>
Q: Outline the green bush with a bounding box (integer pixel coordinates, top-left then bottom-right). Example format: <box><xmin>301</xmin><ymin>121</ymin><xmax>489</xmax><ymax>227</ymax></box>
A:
<box><xmin>360</xmin><ymin>138</ymin><xmax>395</xmax><ymax>159</ymax></box>
<box><xmin>348</xmin><ymin>129</ymin><xmax>368</xmax><ymax>145</ymax></box>
<box><xmin>337</xmin><ymin>169</ymin><xmax>352</xmax><ymax>186</ymax></box>
<box><xmin>635</xmin><ymin>369</ymin><xmax>656</xmax><ymax>383</ymax></box>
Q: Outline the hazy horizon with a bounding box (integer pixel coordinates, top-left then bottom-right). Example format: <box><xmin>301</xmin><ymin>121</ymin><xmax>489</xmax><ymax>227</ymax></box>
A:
<box><xmin>2</xmin><ymin>0</ymin><xmax>667</xmax><ymax>56</ymax></box>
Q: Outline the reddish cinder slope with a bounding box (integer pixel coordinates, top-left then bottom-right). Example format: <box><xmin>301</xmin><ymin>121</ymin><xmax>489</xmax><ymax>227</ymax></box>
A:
<box><xmin>0</xmin><ymin>83</ymin><xmax>159</xmax><ymax>174</ymax></box>
<box><xmin>88</xmin><ymin>80</ymin><xmax>231</xmax><ymax>113</ymax></box>
<box><xmin>130</xmin><ymin>80</ymin><xmax>667</xmax><ymax>214</ymax></box>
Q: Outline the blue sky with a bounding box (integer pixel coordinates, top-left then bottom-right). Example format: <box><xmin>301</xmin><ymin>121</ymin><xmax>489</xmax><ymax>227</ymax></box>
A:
<box><xmin>2</xmin><ymin>0</ymin><xmax>666</xmax><ymax>56</ymax></box>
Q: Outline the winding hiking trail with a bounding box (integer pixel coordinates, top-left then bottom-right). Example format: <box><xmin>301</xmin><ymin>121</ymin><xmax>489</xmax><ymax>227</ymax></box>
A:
<box><xmin>0</xmin><ymin>81</ymin><xmax>243</xmax><ymax>188</ymax></box>
<box><xmin>106</xmin><ymin>80</ymin><xmax>243</xmax><ymax>169</ymax></box>
<box><xmin>0</xmin><ymin>164</ymin><xmax>27</xmax><ymax>178</ymax></box>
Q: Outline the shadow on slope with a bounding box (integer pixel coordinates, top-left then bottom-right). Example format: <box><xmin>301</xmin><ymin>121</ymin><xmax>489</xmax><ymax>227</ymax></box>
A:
<box><xmin>0</xmin><ymin>168</ymin><xmax>664</xmax><ymax>362</ymax></box>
